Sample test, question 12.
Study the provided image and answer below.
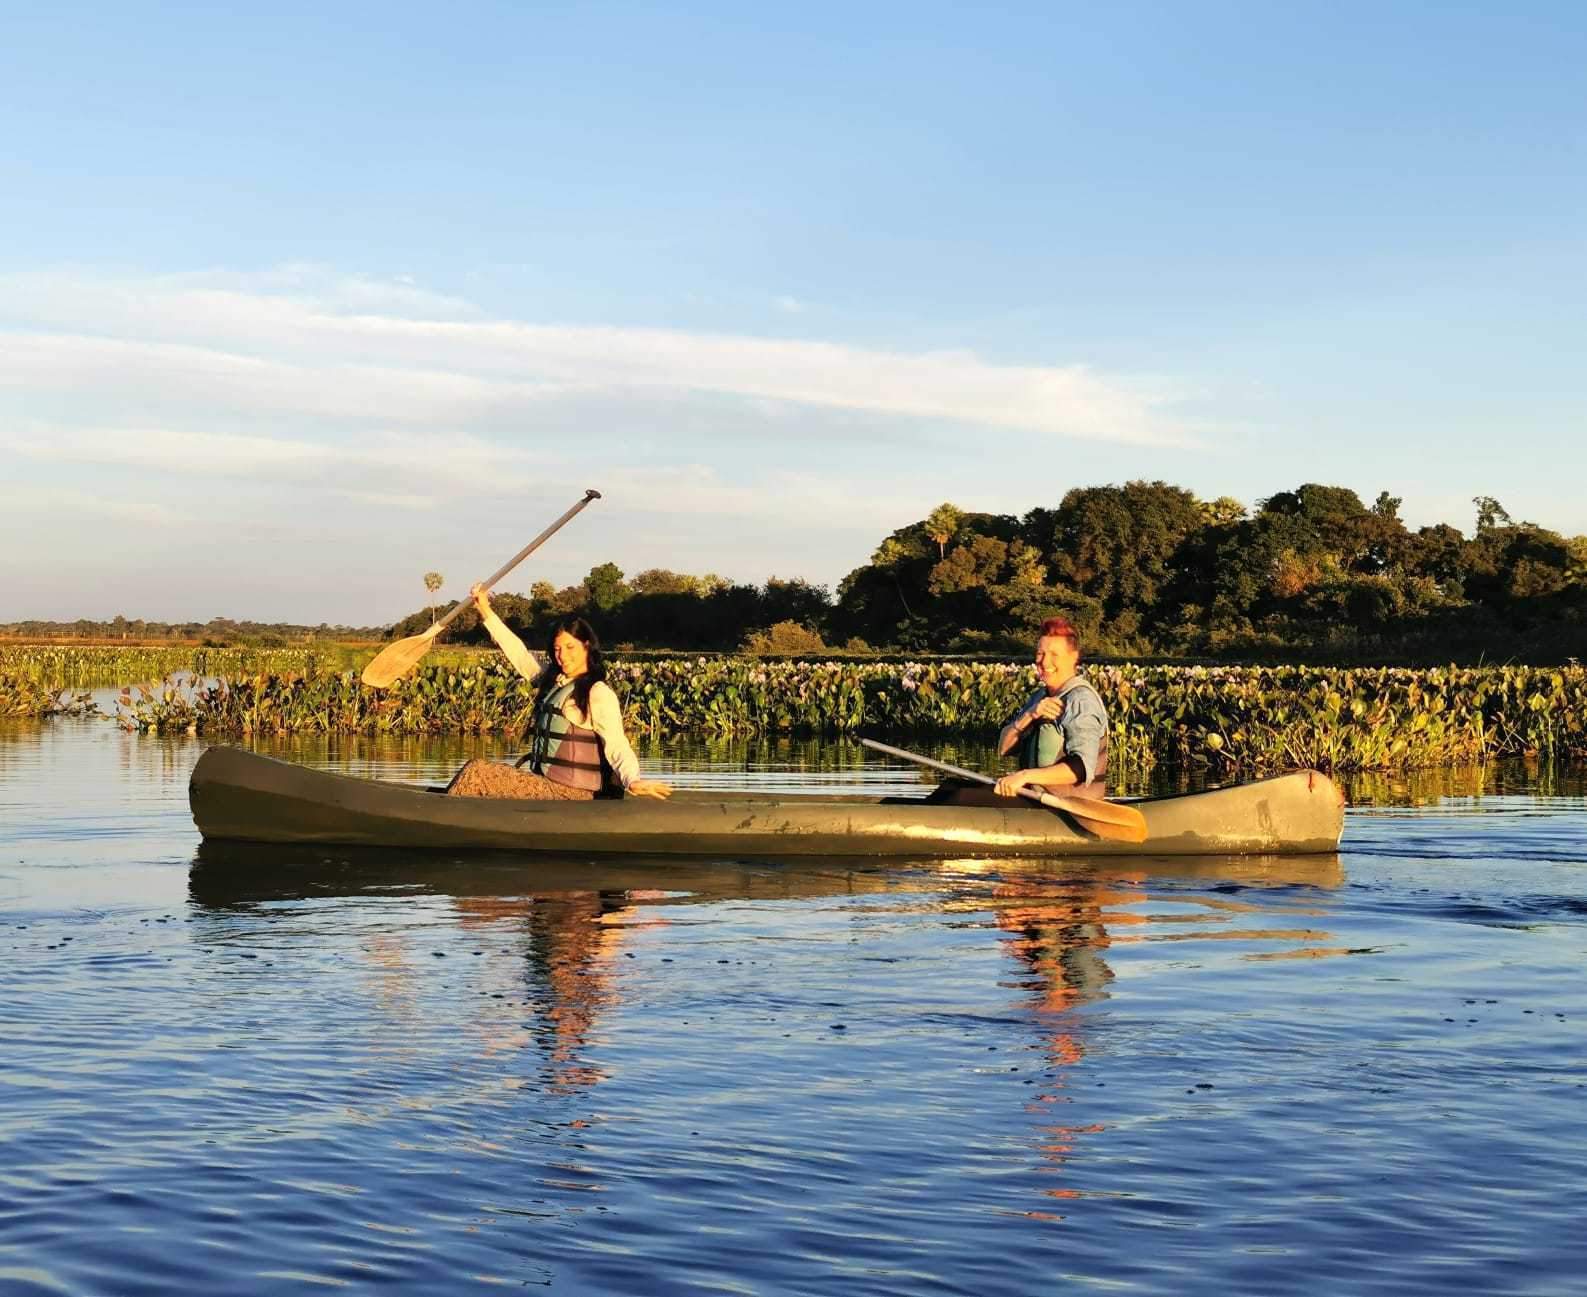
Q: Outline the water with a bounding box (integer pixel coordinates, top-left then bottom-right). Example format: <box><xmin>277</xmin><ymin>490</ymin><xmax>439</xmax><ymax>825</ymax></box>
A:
<box><xmin>2</xmin><ymin>721</ymin><xmax>1584</xmax><ymax>1295</ymax></box>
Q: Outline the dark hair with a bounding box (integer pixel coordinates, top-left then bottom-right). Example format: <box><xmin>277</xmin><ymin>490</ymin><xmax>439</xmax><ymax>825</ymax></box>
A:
<box><xmin>1037</xmin><ymin>616</ymin><xmax>1080</xmax><ymax>655</ymax></box>
<box><xmin>536</xmin><ymin>616</ymin><xmax>607</xmax><ymax>716</ymax></box>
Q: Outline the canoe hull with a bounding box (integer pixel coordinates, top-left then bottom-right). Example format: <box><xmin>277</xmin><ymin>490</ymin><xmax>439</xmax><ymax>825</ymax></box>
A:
<box><xmin>188</xmin><ymin>747</ymin><xmax>1345</xmax><ymax>857</ymax></box>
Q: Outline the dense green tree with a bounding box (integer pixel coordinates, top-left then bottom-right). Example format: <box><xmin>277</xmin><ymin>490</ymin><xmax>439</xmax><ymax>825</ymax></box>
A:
<box><xmin>1473</xmin><ymin>496</ymin><xmax>1512</xmax><ymax>532</ymax></box>
<box><xmin>629</xmin><ymin>568</ymin><xmax>701</xmax><ymax>597</ymax></box>
<box><xmin>760</xmin><ymin>577</ymin><xmax>830</xmax><ymax>628</ymax></box>
<box><xmin>583</xmin><ymin>563</ymin><xmax>629</xmax><ymax>614</ymax></box>
<box><xmin>831</xmin><ymin>509</ymin><xmax>1030</xmax><ymax>646</ymax></box>
<box><xmin>830</xmin><ymin>518</ymin><xmax>940</xmax><ymax>642</ymax></box>
<box><xmin>1404</xmin><ymin>524</ymin><xmax>1468</xmax><ymax>588</ymax></box>
<box><xmin>1200</xmin><ymin>496</ymin><xmax>1248</xmax><ymax>526</ymax></box>
<box><xmin>1464</xmin><ymin>524</ymin><xmax>1574</xmax><ymax>604</ymax></box>
<box><xmin>1037</xmin><ymin>481</ymin><xmax>1205</xmax><ymax>625</ymax></box>
<box><xmin>1569</xmin><ymin>537</ymin><xmax>1587</xmax><ymax>584</ymax></box>
<box><xmin>1255</xmin><ymin>483</ymin><xmax>1409</xmax><ymax>573</ymax></box>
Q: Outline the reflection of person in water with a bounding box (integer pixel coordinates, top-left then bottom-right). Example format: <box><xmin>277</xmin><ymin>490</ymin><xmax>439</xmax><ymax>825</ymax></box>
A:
<box><xmin>454</xmin><ymin>889</ymin><xmax>666</xmax><ymax>1092</ymax></box>
<box><xmin>993</xmin><ymin>875</ymin><xmax>1145</xmax><ymax>1018</ymax></box>
<box><xmin>989</xmin><ymin>872</ymin><xmax>1146</xmax><ymax>1217</ymax></box>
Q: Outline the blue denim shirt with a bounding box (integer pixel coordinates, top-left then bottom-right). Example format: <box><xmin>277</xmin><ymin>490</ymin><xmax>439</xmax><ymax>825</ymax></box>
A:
<box><xmin>1015</xmin><ymin>675</ymin><xmax>1108</xmax><ymax>784</ymax></box>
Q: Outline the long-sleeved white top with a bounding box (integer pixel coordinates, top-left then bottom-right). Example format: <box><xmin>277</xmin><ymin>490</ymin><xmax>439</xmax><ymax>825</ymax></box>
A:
<box><xmin>479</xmin><ymin>609</ymin><xmax>642</xmax><ymax>789</ymax></box>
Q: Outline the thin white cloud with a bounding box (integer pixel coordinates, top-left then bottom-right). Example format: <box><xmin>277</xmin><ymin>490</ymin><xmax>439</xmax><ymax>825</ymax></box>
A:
<box><xmin>2</xmin><ymin>423</ymin><xmax>334</xmax><ymax>474</ymax></box>
<box><xmin>0</xmin><ymin>268</ymin><xmax>1196</xmax><ymax>446</ymax></box>
<box><xmin>0</xmin><ymin>332</ymin><xmax>567</xmax><ymax>426</ymax></box>
<box><xmin>0</xmin><ymin>482</ymin><xmax>178</xmax><ymax>526</ymax></box>
<box><xmin>1</xmin><ymin>422</ymin><xmax>912</xmax><ymax>538</ymax></box>
<box><xmin>0</xmin><ymin>422</ymin><xmax>567</xmax><ymax>499</ymax></box>
<box><xmin>325</xmin><ymin>488</ymin><xmax>438</xmax><ymax>510</ymax></box>
<box><xmin>599</xmin><ymin>463</ymin><xmax>925</xmax><ymax>533</ymax></box>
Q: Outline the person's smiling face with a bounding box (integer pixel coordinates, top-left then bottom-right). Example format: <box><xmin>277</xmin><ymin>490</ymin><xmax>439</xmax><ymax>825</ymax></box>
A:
<box><xmin>553</xmin><ymin>630</ymin><xmax>590</xmax><ymax>678</ymax></box>
<box><xmin>1034</xmin><ymin>633</ymin><xmax>1078</xmax><ymax>692</ymax></box>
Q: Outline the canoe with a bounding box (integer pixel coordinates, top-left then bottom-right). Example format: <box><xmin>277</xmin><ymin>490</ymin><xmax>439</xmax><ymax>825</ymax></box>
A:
<box><xmin>188</xmin><ymin>746</ymin><xmax>1345</xmax><ymax>857</ymax></box>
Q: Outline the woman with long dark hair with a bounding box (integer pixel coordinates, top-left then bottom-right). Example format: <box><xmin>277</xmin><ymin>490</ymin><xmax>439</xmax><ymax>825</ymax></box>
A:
<box><xmin>446</xmin><ymin>586</ymin><xmax>672</xmax><ymax>801</ymax></box>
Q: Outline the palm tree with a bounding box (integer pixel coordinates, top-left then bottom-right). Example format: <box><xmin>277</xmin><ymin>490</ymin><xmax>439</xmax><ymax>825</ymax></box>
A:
<box><xmin>423</xmin><ymin>571</ymin><xmax>444</xmax><ymax>626</ymax></box>
<box><xmin>925</xmin><ymin>503</ymin><xmax>964</xmax><ymax>559</ymax></box>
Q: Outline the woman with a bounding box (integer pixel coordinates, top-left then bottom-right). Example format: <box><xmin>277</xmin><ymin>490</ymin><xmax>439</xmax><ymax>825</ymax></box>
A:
<box><xmin>446</xmin><ymin>585</ymin><xmax>672</xmax><ymax>801</ymax></box>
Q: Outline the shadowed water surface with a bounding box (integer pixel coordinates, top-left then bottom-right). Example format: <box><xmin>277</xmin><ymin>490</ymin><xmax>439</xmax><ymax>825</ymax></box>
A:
<box><xmin>2</xmin><ymin>722</ymin><xmax>1584</xmax><ymax>1295</ymax></box>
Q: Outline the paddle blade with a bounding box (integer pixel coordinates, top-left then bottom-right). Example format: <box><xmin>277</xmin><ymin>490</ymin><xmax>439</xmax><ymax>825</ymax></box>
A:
<box><xmin>360</xmin><ymin>627</ymin><xmax>440</xmax><ymax>688</ymax></box>
<box><xmin>1078</xmin><ymin>814</ymin><xmax>1148</xmax><ymax>844</ymax></box>
<box><xmin>1039</xmin><ymin>793</ymin><xmax>1149</xmax><ymax>843</ymax></box>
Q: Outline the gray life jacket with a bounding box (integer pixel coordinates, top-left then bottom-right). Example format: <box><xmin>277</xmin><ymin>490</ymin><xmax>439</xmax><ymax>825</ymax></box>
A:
<box><xmin>530</xmin><ymin>678</ymin><xmax>612</xmax><ymax>794</ymax></box>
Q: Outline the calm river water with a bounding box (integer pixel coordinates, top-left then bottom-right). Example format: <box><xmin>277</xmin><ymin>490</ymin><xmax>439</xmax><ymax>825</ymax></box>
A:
<box><xmin>2</xmin><ymin>720</ymin><xmax>1584</xmax><ymax>1295</ymax></box>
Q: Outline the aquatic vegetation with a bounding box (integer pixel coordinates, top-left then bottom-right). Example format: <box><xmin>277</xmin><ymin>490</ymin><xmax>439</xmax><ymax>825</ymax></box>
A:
<box><xmin>1093</xmin><ymin>662</ymin><xmax>1587</xmax><ymax>778</ymax></box>
<box><xmin>0</xmin><ymin>671</ymin><xmax>94</xmax><ymax>719</ymax></box>
<box><xmin>0</xmin><ymin>644</ymin><xmax>354</xmax><ymax>688</ymax></box>
<box><xmin>12</xmin><ymin>646</ymin><xmax>1586</xmax><ymax>774</ymax></box>
<box><xmin>88</xmin><ymin>652</ymin><xmax>1587</xmax><ymax>776</ymax></box>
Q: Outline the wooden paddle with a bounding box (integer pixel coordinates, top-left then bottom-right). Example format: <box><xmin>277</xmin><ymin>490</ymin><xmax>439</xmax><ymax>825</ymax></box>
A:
<box><xmin>361</xmin><ymin>489</ymin><xmax>602</xmax><ymax>689</ymax></box>
<box><xmin>860</xmin><ymin>736</ymin><xmax>1148</xmax><ymax>843</ymax></box>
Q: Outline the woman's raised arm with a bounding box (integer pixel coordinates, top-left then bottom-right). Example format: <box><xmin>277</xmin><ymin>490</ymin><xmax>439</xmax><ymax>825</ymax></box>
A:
<box><xmin>471</xmin><ymin>585</ymin><xmax>541</xmax><ymax>681</ymax></box>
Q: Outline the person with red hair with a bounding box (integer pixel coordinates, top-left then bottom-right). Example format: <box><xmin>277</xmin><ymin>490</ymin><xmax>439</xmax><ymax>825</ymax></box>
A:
<box><xmin>991</xmin><ymin>617</ymin><xmax>1110</xmax><ymax>801</ymax></box>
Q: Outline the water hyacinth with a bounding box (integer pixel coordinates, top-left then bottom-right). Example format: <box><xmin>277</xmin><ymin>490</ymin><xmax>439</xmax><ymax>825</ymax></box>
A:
<box><xmin>0</xmin><ymin>644</ymin><xmax>363</xmax><ymax>689</ymax></box>
<box><xmin>0</xmin><ymin>673</ymin><xmax>94</xmax><ymax>719</ymax></box>
<box><xmin>80</xmin><ymin>653</ymin><xmax>1587</xmax><ymax>777</ymax></box>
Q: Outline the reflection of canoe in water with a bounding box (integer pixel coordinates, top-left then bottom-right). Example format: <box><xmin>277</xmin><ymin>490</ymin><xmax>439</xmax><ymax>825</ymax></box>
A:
<box><xmin>188</xmin><ymin>840</ymin><xmax>1345</xmax><ymax>908</ymax></box>
<box><xmin>189</xmin><ymin>746</ymin><xmax>1345</xmax><ymax>857</ymax></box>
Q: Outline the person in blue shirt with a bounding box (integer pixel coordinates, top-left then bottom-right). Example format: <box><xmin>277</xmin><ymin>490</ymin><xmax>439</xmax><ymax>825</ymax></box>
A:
<box><xmin>993</xmin><ymin>616</ymin><xmax>1110</xmax><ymax>801</ymax></box>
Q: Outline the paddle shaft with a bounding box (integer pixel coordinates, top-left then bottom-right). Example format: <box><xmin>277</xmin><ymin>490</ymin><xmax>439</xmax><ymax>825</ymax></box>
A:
<box><xmin>861</xmin><ymin>737</ymin><xmax>1050</xmax><ymax>801</ymax></box>
<box><xmin>430</xmin><ymin>489</ymin><xmax>601</xmax><ymax>635</ymax></box>
<box><xmin>858</xmin><ymin>736</ymin><xmax>1145</xmax><ymax>840</ymax></box>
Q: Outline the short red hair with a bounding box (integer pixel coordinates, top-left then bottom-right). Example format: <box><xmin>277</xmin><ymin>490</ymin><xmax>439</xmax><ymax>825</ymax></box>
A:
<box><xmin>1037</xmin><ymin>617</ymin><xmax>1079</xmax><ymax>653</ymax></box>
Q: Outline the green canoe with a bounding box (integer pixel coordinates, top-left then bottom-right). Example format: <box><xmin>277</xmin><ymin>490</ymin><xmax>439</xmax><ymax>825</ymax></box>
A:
<box><xmin>188</xmin><ymin>746</ymin><xmax>1345</xmax><ymax>857</ymax></box>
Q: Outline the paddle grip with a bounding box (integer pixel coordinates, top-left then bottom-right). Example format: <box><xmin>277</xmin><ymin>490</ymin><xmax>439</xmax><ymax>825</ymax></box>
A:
<box><xmin>430</xmin><ymin>490</ymin><xmax>602</xmax><ymax>634</ymax></box>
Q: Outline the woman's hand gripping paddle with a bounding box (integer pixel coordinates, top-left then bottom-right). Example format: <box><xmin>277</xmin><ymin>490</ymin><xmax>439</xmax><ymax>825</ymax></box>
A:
<box><xmin>860</xmin><ymin>737</ymin><xmax>1148</xmax><ymax>843</ymax></box>
<box><xmin>361</xmin><ymin>490</ymin><xmax>601</xmax><ymax>689</ymax></box>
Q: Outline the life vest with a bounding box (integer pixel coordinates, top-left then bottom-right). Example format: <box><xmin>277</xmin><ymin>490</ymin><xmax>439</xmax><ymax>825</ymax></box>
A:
<box><xmin>1018</xmin><ymin>676</ymin><xmax>1109</xmax><ymax>799</ymax></box>
<box><xmin>529</xmin><ymin>678</ymin><xmax>614</xmax><ymax>794</ymax></box>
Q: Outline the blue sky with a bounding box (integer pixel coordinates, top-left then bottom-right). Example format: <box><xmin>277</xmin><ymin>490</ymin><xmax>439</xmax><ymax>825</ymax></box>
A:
<box><xmin>3</xmin><ymin>1</ymin><xmax>1584</xmax><ymax>623</ymax></box>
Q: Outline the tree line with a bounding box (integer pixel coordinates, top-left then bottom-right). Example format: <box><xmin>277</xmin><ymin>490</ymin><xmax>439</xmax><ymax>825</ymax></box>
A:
<box><xmin>19</xmin><ymin>483</ymin><xmax>1583</xmax><ymax>662</ymax></box>
<box><xmin>0</xmin><ymin>615</ymin><xmax>384</xmax><ymax>646</ymax></box>
<box><xmin>389</xmin><ymin>483</ymin><xmax>1587</xmax><ymax>663</ymax></box>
